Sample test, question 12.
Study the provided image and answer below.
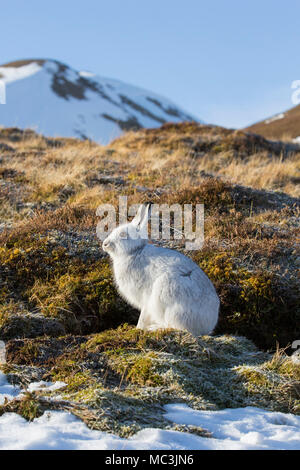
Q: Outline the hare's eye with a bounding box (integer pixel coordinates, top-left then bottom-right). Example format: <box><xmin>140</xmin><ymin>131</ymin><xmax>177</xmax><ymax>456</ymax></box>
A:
<box><xmin>120</xmin><ymin>231</ymin><xmax>127</xmax><ymax>239</ymax></box>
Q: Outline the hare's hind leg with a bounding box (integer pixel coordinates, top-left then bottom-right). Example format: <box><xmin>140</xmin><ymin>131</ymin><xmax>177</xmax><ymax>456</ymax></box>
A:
<box><xmin>164</xmin><ymin>305</ymin><xmax>189</xmax><ymax>331</ymax></box>
<box><xmin>164</xmin><ymin>303</ymin><xmax>217</xmax><ymax>336</ymax></box>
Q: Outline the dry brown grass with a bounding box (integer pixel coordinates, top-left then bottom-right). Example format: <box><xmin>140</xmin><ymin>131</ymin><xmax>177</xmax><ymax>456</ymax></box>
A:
<box><xmin>0</xmin><ymin>123</ymin><xmax>299</xmax><ymax>215</ymax></box>
<box><xmin>210</xmin><ymin>154</ymin><xmax>300</xmax><ymax>196</ymax></box>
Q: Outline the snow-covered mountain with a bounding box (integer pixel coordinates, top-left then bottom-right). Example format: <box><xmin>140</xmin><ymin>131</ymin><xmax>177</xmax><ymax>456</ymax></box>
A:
<box><xmin>0</xmin><ymin>59</ymin><xmax>197</xmax><ymax>144</ymax></box>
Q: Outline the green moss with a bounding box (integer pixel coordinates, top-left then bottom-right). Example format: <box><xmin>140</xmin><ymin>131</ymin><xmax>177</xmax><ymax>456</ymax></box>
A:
<box><xmin>28</xmin><ymin>261</ymin><xmax>137</xmax><ymax>334</ymax></box>
<box><xmin>264</xmin><ymin>351</ymin><xmax>300</xmax><ymax>380</ymax></box>
<box><xmin>236</xmin><ymin>367</ymin><xmax>272</xmax><ymax>389</ymax></box>
<box><xmin>0</xmin><ymin>234</ymin><xmax>138</xmax><ymax>338</ymax></box>
<box><xmin>86</xmin><ymin>324</ymin><xmax>171</xmax><ymax>353</ymax></box>
<box><xmin>191</xmin><ymin>251</ymin><xmax>300</xmax><ymax>350</ymax></box>
<box><xmin>109</xmin><ymin>352</ymin><xmax>164</xmax><ymax>387</ymax></box>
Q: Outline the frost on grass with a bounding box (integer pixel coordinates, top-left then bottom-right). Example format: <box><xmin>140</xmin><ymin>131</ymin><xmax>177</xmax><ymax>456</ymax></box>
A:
<box><xmin>1</xmin><ymin>326</ymin><xmax>299</xmax><ymax>437</ymax></box>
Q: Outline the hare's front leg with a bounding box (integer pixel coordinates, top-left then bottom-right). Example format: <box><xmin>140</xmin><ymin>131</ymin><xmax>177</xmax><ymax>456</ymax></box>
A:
<box><xmin>136</xmin><ymin>308</ymin><xmax>152</xmax><ymax>330</ymax></box>
<box><xmin>137</xmin><ymin>287</ymin><xmax>166</xmax><ymax>331</ymax></box>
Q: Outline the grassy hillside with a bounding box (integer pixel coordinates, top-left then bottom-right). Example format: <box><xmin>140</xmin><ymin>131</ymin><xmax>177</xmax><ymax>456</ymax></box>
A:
<box><xmin>245</xmin><ymin>104</ymin><xmax>300</xmax><ymax>141</ymax></box>
<box><xmin>0</xmin><ymin>123</ymin><xmax>299</xmax><ymax>433</ymax></box>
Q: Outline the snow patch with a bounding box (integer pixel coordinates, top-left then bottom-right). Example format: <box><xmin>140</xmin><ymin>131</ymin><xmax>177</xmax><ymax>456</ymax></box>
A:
<box><xmin>79</xmin><ymin>71</ymin><xmax>96</xmax><ymax>78</ymax></box>
<box><xmin>164</xmin><ymin>403</ymin><xmax>300</xmax><ymax>450</ymax></box>
<box><xmin>0</xmin><ymin>372</ymin><xmax>21</xmax><ymax>404</ymax></box>
<box><xmin>265</xmin><ymin>113</ymin><xmax>285</xmax><ymax>124</ymax></box>
<box><xmin>27</xmin><ymin>381</ymin><xmax>67</xmax><ymax>393</ymax></box>
<box><xmin>0</xmin><ymin>404</ymin><xmax>299</xmax><ymax>450</ymax></box>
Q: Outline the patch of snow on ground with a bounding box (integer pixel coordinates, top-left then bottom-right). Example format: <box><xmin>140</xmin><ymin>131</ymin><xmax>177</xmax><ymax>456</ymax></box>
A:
<box><xmin>265</xmin><ymin>113</ymin><xmax>285</xmax><ymax>124</ymax></box>
<box><xmin>27</xmin><ymin>381</ymin><xmax>66</xmax><ymax>393</ymax></box>
<box><xmin>0</xmin><ymin>400</ymin><xmax>299</xmax><ymax>449</ymax></box>
<box><xmin>0</xmin><ymin>411</ymin><xmax>209</xmax><ymax>450</ymax></box>
<box><xmin>0</xmin><ymin>371</ymin><xmax>20</xmax><ymax>404</ymax></box>
<box><xmin>164</xmin><ymin>404</ymin><xmax>300</xmax><ymax>450</ymax></box>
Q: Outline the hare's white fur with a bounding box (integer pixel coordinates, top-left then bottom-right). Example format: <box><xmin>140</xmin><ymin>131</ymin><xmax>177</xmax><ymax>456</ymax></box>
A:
<box><xmin>102</xmin><ymin>205</ymin><xmax>219</xmax><ymax>336</ymax></box>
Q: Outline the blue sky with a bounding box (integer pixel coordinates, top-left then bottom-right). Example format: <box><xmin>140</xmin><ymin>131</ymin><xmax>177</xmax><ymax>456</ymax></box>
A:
<box><xmin>1</xmin><ymin>0</ymin><xmax>299</xmax><ymax>128</ymax></box>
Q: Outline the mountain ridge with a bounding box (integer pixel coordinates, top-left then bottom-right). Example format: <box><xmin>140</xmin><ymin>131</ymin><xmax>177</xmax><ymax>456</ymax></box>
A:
<box><xmin>0</xmin><ymin>58</ymin><xmax>197</xmax><ymax>143</ymax></box>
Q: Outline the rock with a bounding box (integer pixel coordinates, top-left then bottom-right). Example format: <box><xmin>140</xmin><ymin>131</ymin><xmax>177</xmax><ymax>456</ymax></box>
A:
<box><xmin>0</xmin><ymin>313</ymin><xmax>65</xmax><ymax>341</ymax></box>
<box><xmin>86</xmin><ymin>174</ymin><xmax>125</xmax><ymax>186</ymax></box>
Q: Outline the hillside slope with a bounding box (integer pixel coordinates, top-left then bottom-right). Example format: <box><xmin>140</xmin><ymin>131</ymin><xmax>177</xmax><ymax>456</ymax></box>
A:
<box><xmin>0</xmin><ymin>122</ymin><xmax>299</xmax><ymax>348</ymax></box>
<box><xmin>245</xmin><ymin>104</ymin><xmax>300</xmax><ymax>141</ymax></box>
<box><xmin>0</xmin><ymin>59</ymin><xmax>196</xmax><ymax>144</ymax></box>
<box><xmin>0</xmin><ymin>123</ymin><xmax>299</xmax><ymax>437</ymax></box>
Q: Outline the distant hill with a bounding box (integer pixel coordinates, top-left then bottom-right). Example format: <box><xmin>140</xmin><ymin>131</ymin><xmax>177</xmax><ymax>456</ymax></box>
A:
<box><xmin>0</xmin><ymin>59</ymin><xmax>197</xmax><ymax>144</ymax></box>
<box><xmin>244</xmin><ymin>104</ymin><xmax>300</xmax><ymax>141</ymax></box>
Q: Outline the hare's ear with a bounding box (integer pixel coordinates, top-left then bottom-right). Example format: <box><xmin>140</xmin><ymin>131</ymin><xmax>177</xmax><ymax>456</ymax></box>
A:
<box><xmin>132</xmin><ymin>204</ymin><xmax>149</xmax><ymax>228</ymax></box>
<box><xmin>132</xmin><ymin>204</ymin><xmax>150</xmax><ymax>238</ymax></box>
<box><xmin>139</xmin><ymin>204</ymin><xmax>150</xmax><ymax>233</ymax></box>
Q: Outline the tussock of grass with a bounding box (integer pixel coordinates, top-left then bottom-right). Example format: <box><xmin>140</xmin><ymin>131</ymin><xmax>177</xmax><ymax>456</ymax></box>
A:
<box><xmin>2</xmin><ymin>326</ymin><xmax>299</xmax><ymax>436</ymax></box>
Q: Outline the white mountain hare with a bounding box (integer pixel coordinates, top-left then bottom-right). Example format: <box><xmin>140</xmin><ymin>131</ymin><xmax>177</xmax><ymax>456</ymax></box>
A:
<box><xmin>102</xmin><ymin>204</ymin><xmax>219</xmax><ymax>336</ymax></box>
